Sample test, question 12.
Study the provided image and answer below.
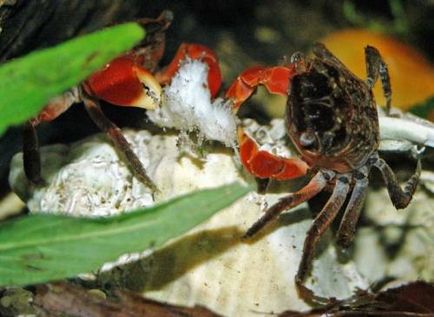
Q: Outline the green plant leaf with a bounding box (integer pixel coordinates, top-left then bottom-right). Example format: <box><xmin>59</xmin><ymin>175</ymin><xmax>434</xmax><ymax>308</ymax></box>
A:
<box><xmin>410</xmin><ymin>95</ymin><xmax>434</xmax><ymax>119</ymax></box>
<box><xmin>0</xmin><ymin>183</ymin><xmax>251</xmax><ymax>286</ymax></box>
<box><xmin>0</xmin><ymin>23</ymin><xmax>145</xmax><ymax>136</ymax></box>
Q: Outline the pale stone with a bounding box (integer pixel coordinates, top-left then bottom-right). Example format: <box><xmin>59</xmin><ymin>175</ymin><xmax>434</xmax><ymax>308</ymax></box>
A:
<box><xmin>10</xmin><ymin>129</ymin><xmax>369</xmax><ymax>315</ymax></box>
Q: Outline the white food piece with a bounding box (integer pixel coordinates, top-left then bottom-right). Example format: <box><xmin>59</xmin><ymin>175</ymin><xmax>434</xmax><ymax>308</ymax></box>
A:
<box><xmin>147</xmin><ymin>59</ymin><xmax>237</xmax><ymax>147</ymax></box>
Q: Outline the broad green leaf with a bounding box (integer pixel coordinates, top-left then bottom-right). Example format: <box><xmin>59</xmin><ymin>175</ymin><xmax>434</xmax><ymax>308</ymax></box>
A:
<box><xmin>0</xmin><ymin>183</ymin><xmax>250</xmax><ymax>286</ymax></box>
<box><xmin>0</xmin><ymin>23</ymin><xmax>145</xmax><ymax>136</ymax></box>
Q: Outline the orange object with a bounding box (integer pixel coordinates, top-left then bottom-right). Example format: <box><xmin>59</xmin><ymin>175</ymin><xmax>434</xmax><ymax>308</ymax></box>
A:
<box><xmin>321</xmin><ymin>29</ymin><xmax>434</xmax><ymax>110</ymax></box>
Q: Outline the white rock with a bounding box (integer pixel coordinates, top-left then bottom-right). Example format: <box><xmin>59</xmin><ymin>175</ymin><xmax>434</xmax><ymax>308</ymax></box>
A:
<box><xmin>10</xmin><ymin>129</ymin><xmax>369</xmax><ymax>315</ymax></box>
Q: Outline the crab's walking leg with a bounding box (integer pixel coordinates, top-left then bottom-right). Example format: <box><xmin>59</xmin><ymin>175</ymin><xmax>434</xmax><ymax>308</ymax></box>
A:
<box><xmin>336</xmin><ymin>169</ymin><xmax>369</xmax><ymax>248</ymax></box>
<box><xmin>295</xmin><ymin>174</ymin><xmax>351</xmax><ymax>299</ymax></box>
<box><xmin>373</xmin><ymin>156</ymin><xmax>421</xmax><ymax>209</ymax></box>
<box><xmin>23</xmin><ymin>120</ymin><xmax>44</xmax><ymax>185</ymax></box>
<box><xmin>135</xmin><ymin>10</ymin><xmax>173</xmax><ymax>71</ymax></box>
<box><xmin>244</xmin><ymin>170</ymin><xmax>332</xmax><ymax>238</ymax></box>
<box><xmin>22</xmin><ymin>90</ymin><xmax>79</xmax><ymax>185</ymax></box>
<box><xmin>365</xmin><ymin>46</ymin><xmax>392</xmax><ymax>113</ymax></box>
<box><xmin>255</xmin><ymin>177</ymin><xmax>271</xmax><ymax>195</ymax></box>
<box><xmin>82</xmin><ymin>95</ymin><xmax>158</xmax><ymax>193</ymax></box>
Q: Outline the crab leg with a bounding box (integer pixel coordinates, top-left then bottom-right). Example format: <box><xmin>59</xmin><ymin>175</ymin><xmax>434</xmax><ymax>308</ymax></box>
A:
<box><xmin>365</xmin><ymin>45</ymin><xmax>392</xmax><ymax>112</ymax></box>
<box><xmin>336</xmin><ymin>169</ymin><xmax>369</xmax><ymax>248</ymax></box>
<box><xmin>295</xmin><ymin>173</ymin><xmax>351</xmax><ymax>299</ymax></box>
<box><xmin>134</xmin><ymin>10</ymin><xmax>173</xmax><ymax>72</ymax></box>
<box><xmin>82</xmin><ymin>94</ymin><xmax>158</xmax><ymax>193</ymax></box>
<box><xmin>23</xmin><ymin>120</ymin><xmax>44</xmax><ymax>185</ymax></box>
<box><xmin>373</xmin><ymin>156</ymin><xmax>421</xmax><ymax>209</ymax></box>
<box><xmin>23</xmin><ymin>90</ymin><xmax>79</xmax><ymax>185</ymax></box>
<box><xmin>244</xmin><ymin>170</ymin><xmax>332</xmax><ymax>238</ymax></box>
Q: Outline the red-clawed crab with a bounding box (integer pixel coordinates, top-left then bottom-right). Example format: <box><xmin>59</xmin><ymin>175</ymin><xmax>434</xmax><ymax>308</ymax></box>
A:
<box><xmin>226</xmin><ymin>43</ymin><xmax>421</xmax><ymax>301</ymax></box>
<box><xmin>23</xmin><ymin>11</ymin><xmax>221</xmax><ymax>193</ymax></box>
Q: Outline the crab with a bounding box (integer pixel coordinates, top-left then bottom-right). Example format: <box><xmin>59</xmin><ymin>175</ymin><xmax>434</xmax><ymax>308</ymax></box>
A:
<box><xmin>226</xmin><ymin>43</ymin><xmax>421</xmax><ymax>301</ymax></box>
<box><xmin>23</xmin><ymin>10</ymin><xmax>221</xmax><ymax>193</ymax></box>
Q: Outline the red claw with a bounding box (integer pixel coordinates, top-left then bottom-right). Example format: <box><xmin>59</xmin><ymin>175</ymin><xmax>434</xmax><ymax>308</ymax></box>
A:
<box><xmin>85</xmin><ymin>43</ymin><xmax>222</xmax><ymax>109</ymax></box>
<box><xmin>229</xmin><ymin>62</ymin><xmax>307</xmax><ymax>181</ymax></box>
<box><xmin>156</xmin><ymin>43</ymin><xmax>222</xmax><ymax>97</ymax></box>
<box><xmin>226</xmin><ymin>65</ymin><xmax>297</xmax><ymax>111</ymax></box>
<box><xmin>239</xmin><ymin>130</ymin><xmax>309</xmax><ymax>181</ymax></box>
<box><xmin>85</xmin><ymin>55</ymin><xmax>161</xmax><ymax>109</ymax></box>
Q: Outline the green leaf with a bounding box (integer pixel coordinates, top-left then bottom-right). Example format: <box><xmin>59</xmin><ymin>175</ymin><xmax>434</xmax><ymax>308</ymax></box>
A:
<box><xmin>0</xmin><ymin>183</ymin><xmax>251</xmax><ymax>286</ymax></box>
<box><xmin>0</xmin><ymin>23</ymin><xmax>145</xmax><ymax>136</ymax></box>
<box><xmin>410</xmin><ymin>95</ymin><xmax>434</xmax><ymax>119</ymax></box>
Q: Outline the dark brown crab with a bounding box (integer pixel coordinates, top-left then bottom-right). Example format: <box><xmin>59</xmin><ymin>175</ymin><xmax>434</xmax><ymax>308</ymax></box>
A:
<box><xmin>227</xmin><ymin>43</ymin><xmax>421</xmax><ymax>301</ymax></box>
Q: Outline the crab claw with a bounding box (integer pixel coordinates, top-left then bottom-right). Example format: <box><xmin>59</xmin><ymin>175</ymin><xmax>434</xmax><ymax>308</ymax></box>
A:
<box><xmin>85</xmin><ymin>55</ymin><xmax>162</xmax><ymax>109</ymax></box>
<box><xmin>239</xmin><ymin>129</ymin><xmax>308</xmax><ymax>181</ymax></box>
<box><xmin>156</xmin><ymin>43</ymin><xmax>222</xmax><ymax>98</ymax></box>
<box><xmin>226</xmin><ymin>65</ymin><xmax>297</xmax><ymax>111</ymax></box>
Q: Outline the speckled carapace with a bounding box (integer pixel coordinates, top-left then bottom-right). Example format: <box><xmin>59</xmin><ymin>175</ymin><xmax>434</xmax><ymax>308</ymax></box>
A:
<box><xmin>287</xmin><ymin>44</ymin><xmax>380</xmax><ymax>173</ymax></box>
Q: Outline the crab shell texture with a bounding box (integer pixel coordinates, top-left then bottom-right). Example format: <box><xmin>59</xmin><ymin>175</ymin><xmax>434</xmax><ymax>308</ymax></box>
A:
<box><xmin>287</xmin><ymin>46</ymin><xmax>379</xmax><ymax>173</ymax></box>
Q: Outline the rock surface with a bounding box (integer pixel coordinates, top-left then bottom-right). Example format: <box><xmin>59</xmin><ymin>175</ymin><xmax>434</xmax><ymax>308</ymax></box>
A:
<box><xmin>10</xmin><ymin>129</ymin><xmax>371</xmax><ymax>315</ymax></box>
